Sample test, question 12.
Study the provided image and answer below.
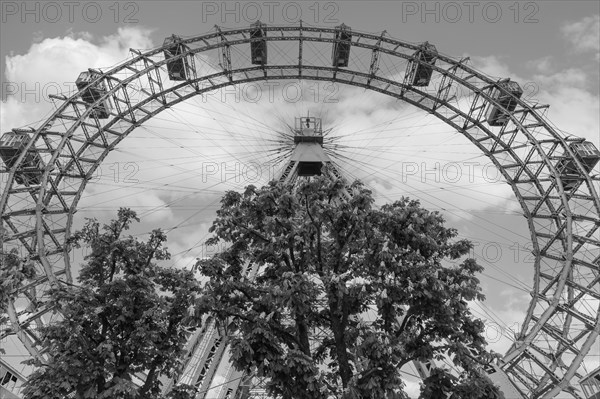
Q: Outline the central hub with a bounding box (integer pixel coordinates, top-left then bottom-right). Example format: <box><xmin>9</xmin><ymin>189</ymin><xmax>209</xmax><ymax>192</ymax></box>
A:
<box><xmin>293</xmin><ymin>117</ymin><xmax>323</xmax><ymax>144</ymax></box>
<box><xmin>289</xmin><ymin>116</ymin><xmax>329</xmax><ymax>177</ymax></box>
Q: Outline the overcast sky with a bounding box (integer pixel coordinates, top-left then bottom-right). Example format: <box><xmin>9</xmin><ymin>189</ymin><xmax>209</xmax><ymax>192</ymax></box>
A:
<box><xmin>1</xmin><ymin>1</ymin><xmax>599</xmax><ymax>396</ymax></box>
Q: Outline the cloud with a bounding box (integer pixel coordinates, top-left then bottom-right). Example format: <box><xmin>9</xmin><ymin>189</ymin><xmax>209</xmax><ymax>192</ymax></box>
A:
<box><xmin>4</xmin><ymin>26</ymin><xmax>154</xmax><ymax>84</ymax></box>
<box><xmin>561</xmin><ymin>15</ymin><xmax>600</xmax><ymax>61</ymax></box>
<box><xmin>525</xmin><ymin>56</ymin><xmax>554</xmax><ymax>75</ymax></box>
<box><xmin>470</xmin><ymin>55</ymin><xmax>516</xmax><ymax>81</ymax></box>
<box><xmin>532</xmin><ymin>68</ymin><xmax>587</xmax><ymax>89</ymax></box>
<box><xmin>2</xmin><ymin>26</ymin><xmax>155</xmax><ymax>129</ymax></box>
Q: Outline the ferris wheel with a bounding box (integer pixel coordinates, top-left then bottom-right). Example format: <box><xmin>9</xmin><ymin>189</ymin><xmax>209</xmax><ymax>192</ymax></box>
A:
<box><xmin>0</xmin><ymin>22</ymin><xmax>599</xmax><ymax>398</ymax></box>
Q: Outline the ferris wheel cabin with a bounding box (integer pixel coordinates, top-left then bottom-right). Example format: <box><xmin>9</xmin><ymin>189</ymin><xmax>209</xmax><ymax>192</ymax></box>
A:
<box><xmin>406</xmin><ymin>42</ymin><xmax>438</xmax><ymax>87</ymax></box>
<box><xmin>250</xmin><ymin>21</ymin><xmax>267</xmax><ymax>65</ymax></box>
<box><xmin>0</xmin><ymin>131</ymin><xmax>43</xmax><ymax>185</ymax></box>
<box><xmin>555</xmin><ymin>141</ymin><xmax>600</xmax><ymax>191</ymax></box>
<box><xmin>163</xmin><ymin>35</ymin><xmax>189</xmax><ymax>81</ymax></box>
<box><xmin>332</xmin><ymin>24</ymin><xmax>352</xmax><ymax>67</ymax></box>
<box><xmin>75</xmin><ymin>70</ymin><xmax>112</xmax><ymax>119</ymax></box>
<box><xmin>580</xmin><ymin>366</ymin><xmax>600</xmax><ymax>399</ymax></box>
<box><xmin>485</xmin><ymin>80</ymin><xmax>524</xmax><ymax>126</ymax></box>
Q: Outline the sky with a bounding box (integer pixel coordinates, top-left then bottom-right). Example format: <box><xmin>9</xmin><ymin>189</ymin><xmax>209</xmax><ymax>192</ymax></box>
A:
<box><xmin>1</xmin><ymin>0</ymin><xmax>599</xmax><ymax>397</ymax></box>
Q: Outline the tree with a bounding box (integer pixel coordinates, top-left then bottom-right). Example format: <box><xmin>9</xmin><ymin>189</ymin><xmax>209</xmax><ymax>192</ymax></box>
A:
<box><xmin>195</xmin><ymin>171</ymin><xmax>504</xmax><ymax>399</ymax></box>
<box><xmin>21</xmin><ymin>208</ymin><xmax>202</xmax><ymax>399</ymax></box>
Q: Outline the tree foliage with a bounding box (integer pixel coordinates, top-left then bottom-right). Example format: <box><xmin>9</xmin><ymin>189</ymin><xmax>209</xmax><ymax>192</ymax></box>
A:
<box><xmin>0</xmin><ymin>245</ymin><xmax>37</xmax><ymax>355</ymax></box>
<box><xmin>21</xmin><ymin>208</ymin><xmax>201</xmax><ymax>399</ymax></box>
<box><xmin>196</xmin><ymin>172</ymin><xmax>503</xmax><ymax>399</ymax></box>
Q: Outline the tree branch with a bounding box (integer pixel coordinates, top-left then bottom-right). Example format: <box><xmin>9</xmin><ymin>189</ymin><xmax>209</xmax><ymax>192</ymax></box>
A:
<box><xmin>231</xmin><ymin>219</ymin><xmax>270</xmax><ymax>243</ymax></box>
<box><xmin>219</xmin><ymin>308</ymin><xmax>300</xmax><ymax>349</ymax></box>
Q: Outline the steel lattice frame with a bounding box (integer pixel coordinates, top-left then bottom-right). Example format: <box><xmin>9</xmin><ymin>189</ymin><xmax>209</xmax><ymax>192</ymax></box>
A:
<box><xmin>0</xmin><ymin>24</ymin><xmax>598</xmax><ymax>398</ymax></box>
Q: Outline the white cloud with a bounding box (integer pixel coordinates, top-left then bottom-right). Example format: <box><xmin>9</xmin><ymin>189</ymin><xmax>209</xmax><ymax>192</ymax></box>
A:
<box><xmin>470</xmin><ymin>55</ymin><xmax>516</xmax><ymax>81</ymax></box>
<box><xmin>561</xmin><ymin>15</ymin><xmax>600</xmax><ymax>61</ymax></box>
<box><xmin>1</xmin><ymin>26</ymin><xmax>155</xmax><ymax>130</ymax></box>
<box><xmin>535</xmin><ymin>84</ymin><xmax>600</xmax><ymax>143</ymax></box>
<box><xmin>525</xmin><ymin>56</ymin><xmax>554</xmax><ymax>75</ymax></box>
<box><xmin>4</xmin><ymin>26</ymin><xmax>153</xmax><ymax>84</ymax></box>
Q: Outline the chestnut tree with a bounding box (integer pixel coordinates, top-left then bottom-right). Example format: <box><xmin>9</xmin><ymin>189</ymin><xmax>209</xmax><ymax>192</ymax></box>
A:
<box><xmin>20</xmin><ymin>209</ymin><xmax>201</xmax><ymax>399</ymax></box>
<box><xmin>196</xmin><ymin>173</ymin><xmax>503</xmax><ymax>399</ymax></box>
